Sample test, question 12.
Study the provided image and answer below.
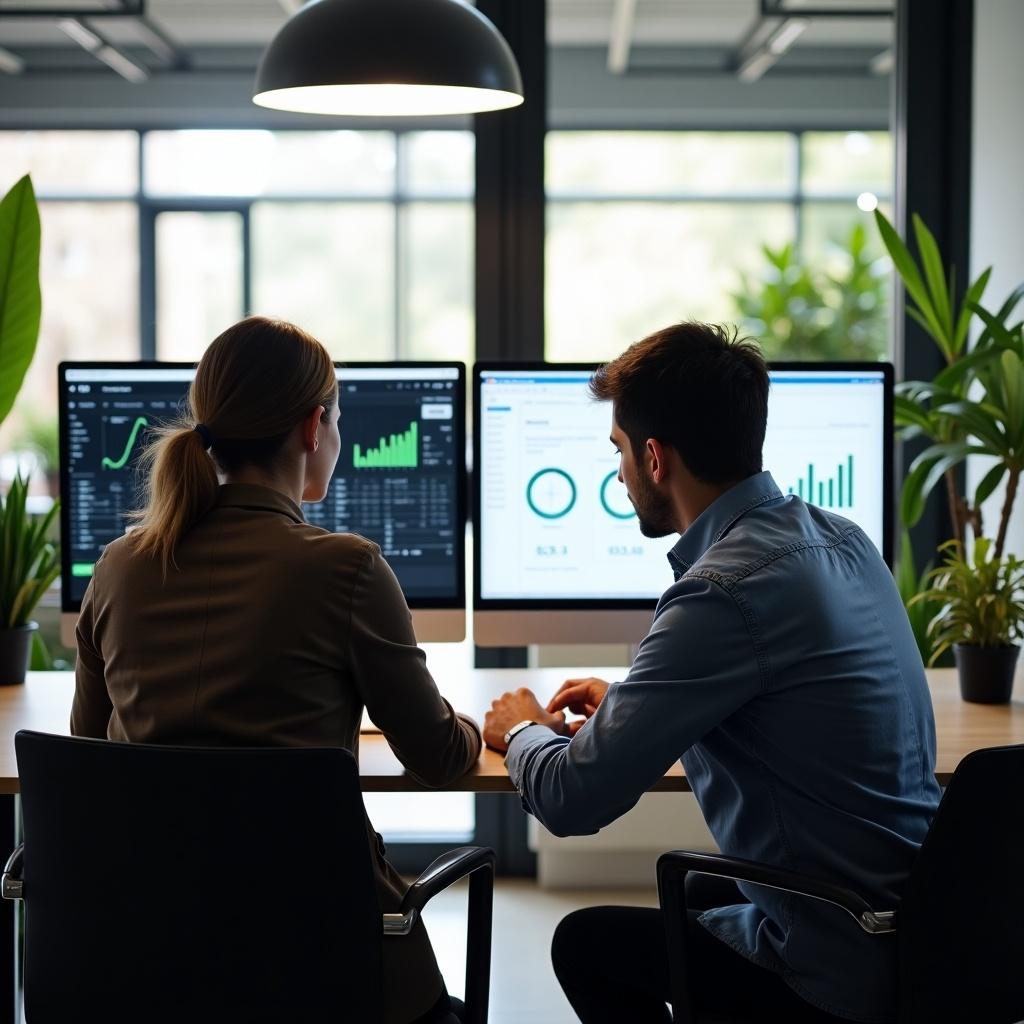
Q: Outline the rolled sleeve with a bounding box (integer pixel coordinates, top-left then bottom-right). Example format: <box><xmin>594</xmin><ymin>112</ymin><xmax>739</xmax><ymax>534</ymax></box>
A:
<box><xmin>505</xmin><ymin>573</ymin><xmax>764</xmax><ymax>837</ymax></box>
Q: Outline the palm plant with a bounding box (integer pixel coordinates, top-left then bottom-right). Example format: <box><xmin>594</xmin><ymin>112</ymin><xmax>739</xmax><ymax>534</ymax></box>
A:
<box><xmin>0</xmin><ymin>475</ymin><xmax>60</xmax><ymax>629</ymax></box>
<box><xmin>876</xmin><ymin>210</ymin><xmax>1024</xmax><ymax>557</ymax></box>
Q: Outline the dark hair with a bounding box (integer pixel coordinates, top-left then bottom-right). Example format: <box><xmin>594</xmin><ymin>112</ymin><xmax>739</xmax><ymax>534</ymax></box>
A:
<box><xmin>130</xmin><ymin>315</ymin><xmax>337</xmax><ymax>571</ymax></box>
<box><xmin>589</xmin><ymin>321</ymin><xmax>768</xmax><ymax>484</ymax></box>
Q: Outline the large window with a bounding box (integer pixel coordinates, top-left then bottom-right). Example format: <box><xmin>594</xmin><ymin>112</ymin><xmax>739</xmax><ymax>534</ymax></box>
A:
<box><xmin>0</xmin><ymin>127</ymin><xmax>474</xmax><ymax>443</ymax></box>
<box><xmin>0</xmin><ymin>128</ymin><xmax>476</xmax><ymax>850</ymax></box>
<box><xmin>545</xmin><ymin>130</ymin><xmax>892</xmax><ymax>362</ymax></box>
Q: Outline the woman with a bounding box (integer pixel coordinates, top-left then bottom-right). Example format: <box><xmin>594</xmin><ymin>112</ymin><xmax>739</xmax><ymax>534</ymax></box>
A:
<box><xmin>72</xmin><ymin>315</ymin><xmax>480</xmax><ymax>1024</ymax></box>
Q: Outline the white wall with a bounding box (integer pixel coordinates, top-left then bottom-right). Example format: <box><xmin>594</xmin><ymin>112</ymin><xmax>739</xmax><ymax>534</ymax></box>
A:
<box><xmin>968</xmin><ymin>0</ymin><xmax>1024</xmax><ymax>556</ymax></box>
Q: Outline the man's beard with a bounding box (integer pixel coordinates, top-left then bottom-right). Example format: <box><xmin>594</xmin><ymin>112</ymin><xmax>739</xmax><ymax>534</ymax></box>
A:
<box><xmin>630</xmin><ymin>471</ymin><xmax>676</xmax><ymax>538</ymax></box>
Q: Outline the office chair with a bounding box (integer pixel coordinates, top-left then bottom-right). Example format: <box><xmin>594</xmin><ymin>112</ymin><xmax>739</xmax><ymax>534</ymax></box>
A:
<box><xmin>1</xmin><ymin>730</ymin><xmax>494</xmax><ymax>1024</ymax></box>
<box><xmin>657</xmin><ymin>744</ymin><xmax>1024</xmax><ymax>1024</ymax></box>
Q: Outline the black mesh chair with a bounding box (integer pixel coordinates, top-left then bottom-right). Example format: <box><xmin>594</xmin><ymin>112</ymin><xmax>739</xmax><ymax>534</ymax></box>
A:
<box><xmin>1</xmin><ymin>730</ymin><xmax>494</xmax><ymax>1024</ymax></box>
<box><xmin>658</xmin><ymin>744</ymin><xmax>1024</xmax><ymax>1024</ymax></box>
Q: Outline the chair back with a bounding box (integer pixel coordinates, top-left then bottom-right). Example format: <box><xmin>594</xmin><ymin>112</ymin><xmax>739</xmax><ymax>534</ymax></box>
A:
<box><xmin>16</xmin><ymin>730</ymin><xmax>383</xmax><ymax>1024</ymax></box>
<box><xmin>898</xmin><ymin>743</ymin><xmax>1024</xmax><ymax>1024</ymax></box>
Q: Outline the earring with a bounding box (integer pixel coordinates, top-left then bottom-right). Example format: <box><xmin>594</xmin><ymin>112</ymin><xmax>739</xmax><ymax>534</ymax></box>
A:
<box><xmin>314</xmin><ymin>441</ymin><xmax>319</xmax><ymax>452</ymax></box>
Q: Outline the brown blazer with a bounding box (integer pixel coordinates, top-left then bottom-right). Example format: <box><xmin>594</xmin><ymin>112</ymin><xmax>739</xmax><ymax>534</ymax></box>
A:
<box><xmin>72</xmin><ymin>483</ymin><xmax>482</xmax><ymax>1024</ymax></box>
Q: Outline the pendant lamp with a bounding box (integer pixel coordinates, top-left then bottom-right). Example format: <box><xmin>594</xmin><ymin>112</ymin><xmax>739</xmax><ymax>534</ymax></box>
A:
<box><xmin>253</xmin><ymin>0</ymin><xmax>524</xmax><ymax>117</ymax></box>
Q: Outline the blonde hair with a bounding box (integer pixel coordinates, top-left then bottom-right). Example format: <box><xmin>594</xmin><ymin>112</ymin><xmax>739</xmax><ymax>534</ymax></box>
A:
<box><xmin>130</xmin><ymin>315</ymin><xmax>337</xmax><ymax>572</ymax></box>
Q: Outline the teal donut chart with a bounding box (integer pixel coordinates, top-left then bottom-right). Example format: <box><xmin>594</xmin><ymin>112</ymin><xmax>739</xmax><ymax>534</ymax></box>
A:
<box><xmin>599</xmin><ymin>470</ymin><xmax>635</xmax><ymax>519</ymax></box>
<box><xmin>526</xmin><ymin>468</ymin><xmax>577</xmax><ymax>519</ymax></box>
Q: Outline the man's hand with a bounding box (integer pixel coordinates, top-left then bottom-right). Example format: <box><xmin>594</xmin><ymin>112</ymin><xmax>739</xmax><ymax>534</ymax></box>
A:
<box><xmin>546</xmin><ymin>677</ymin><xmax>610</xmax><ymax>736</ymax></box>
<box><xmin>483</xmin><ymin>687</ymin><xmax>567</xmax><ymax>753</ymax></box>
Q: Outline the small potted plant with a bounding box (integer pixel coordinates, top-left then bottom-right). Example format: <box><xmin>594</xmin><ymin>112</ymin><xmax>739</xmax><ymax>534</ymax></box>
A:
<box><xmin>914</xmin><ymin>538</ymin><xmax>1024</xmax><ymax>703</ymax></box>
<box><xmin>0</xmin><ymin>474</ymin><xmax>60</xmax><ymax>685</ymax></box>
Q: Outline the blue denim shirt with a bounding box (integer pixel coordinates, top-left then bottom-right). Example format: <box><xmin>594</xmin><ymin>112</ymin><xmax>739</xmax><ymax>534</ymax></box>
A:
<box><xmin>506</xmin><ymin>471</ymin><xmax>941</xmax><ymax>1023</ymax></box>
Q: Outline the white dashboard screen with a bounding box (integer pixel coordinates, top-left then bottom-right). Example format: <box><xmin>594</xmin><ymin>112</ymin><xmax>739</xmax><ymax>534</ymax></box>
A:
<box><xmin>478</xmin><ymin>368</ymin><xmax>887</xmax><ymax>601</ymax></box>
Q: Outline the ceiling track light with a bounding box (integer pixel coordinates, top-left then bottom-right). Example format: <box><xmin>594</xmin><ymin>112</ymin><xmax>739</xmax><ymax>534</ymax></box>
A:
<box><xmin>57</xmin><ymin>16</ymin><xmax>148</xmax><ymax>82</ymax></box>
<box><xmin>253</xmin><ymin>0</ymin><xmax>524</xmax><ymax>118</ymax></box>
<box><xmin>737</xmin><ymin>16</ymin><xmax>809</xmax><ymax>83</ymax></box>
<box><xmin>0</xmin><ymin>45</ymin><xmax>25</xmax><ymax>74</ymax></box>
<box><xmin>870</xmin><ymin>48</ymin><xmax>894</xmax><ymax>75</ymax></box>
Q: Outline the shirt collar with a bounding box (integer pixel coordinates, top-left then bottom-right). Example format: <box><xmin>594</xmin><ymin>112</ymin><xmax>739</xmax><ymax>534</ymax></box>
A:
<box><xmin>215</xmin><ymin>483</ymin><xmax>305</xmax><ymax>525</ymax></box>
<box><xmin>667</xmin><ymin>471</ymin><xmax>783</xmax><ymax>576</ymax></box>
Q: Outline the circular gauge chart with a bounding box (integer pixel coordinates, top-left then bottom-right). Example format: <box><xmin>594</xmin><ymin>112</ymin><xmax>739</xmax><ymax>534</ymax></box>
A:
<box><xmin>526</xmin><ymin>468</ymin><xmax>577</xmax><ymax>520</ymax></box>
<box><xmin>599</xmin><ymin>470</ymin><xmax>635</xmax><ymax>519</ymax></box>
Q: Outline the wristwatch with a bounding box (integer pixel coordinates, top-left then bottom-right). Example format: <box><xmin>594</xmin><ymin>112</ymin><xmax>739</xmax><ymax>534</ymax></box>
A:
<box><xmin>503</xmin><ymin>720</ymin><xmax>537</xmax><ymax>746</ymax></box>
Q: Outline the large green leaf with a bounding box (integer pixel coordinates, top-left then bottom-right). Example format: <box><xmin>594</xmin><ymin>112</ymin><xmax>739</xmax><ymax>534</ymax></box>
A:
<box><xmin>934</xmin><ymin>399</ymin><xmax>1009</xmax><ymax>453</ymax></box>
<box><xmin>0</xmin><ymin>175</ymin><xmax>42</xmax><ymax>427</ymax></box>
<box><xmin>933</xmin><ymin>342</ymin><xmax>1002</xmax><ymax>392</ymax></box>
<box><xmin>874</xmin><ymin>210</ymin><xmax>946</xmax><ymax>345</ymax></box>
<box><xmin>974</xmin><ymin>461</ymin><xmax>1008</xmax><ymax>508</ymax></box>
<box><xmin>912</xmin><ymin>214</ymin><xmax>954</xmax><ymax>348</ymax></box>
<box><xmin>901</xmin><ymin>442</ymin><xmax>989</xmax><ymax>526</ymax></box>
<box><xmin>1000</xmin><ymin>349</ymin><xmax>1024</xmax><ymax>444</ymax></box>
<box><xmin>952</xmin><ymin>266</ymin><xmax>992</xmax><ymax>356</ymax></box>
<box><xmin>893</xmin><ymin>394</ymin><xmax>935</xmax><ymax>433</ymax></box>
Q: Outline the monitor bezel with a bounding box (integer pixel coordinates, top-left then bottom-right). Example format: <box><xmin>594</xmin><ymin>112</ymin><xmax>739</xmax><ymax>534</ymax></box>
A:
<box><xmin>472</xmin><ymin>359</ymin><xmax>894</xmax><ymax>614</ymax></box>
<box><xmin>58</xmin><ymin>359</ymin><xmax>467</xmax><ymax>614</ymax></box>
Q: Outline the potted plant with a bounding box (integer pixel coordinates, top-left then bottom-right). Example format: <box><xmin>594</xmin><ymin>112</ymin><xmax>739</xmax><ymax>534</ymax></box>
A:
<box><xmin>1</xmin><ymin>174</ymin><xmax>49</xmax><ymax>683</ymax></box>
<box><xmin>913</xmin><ymin>538</ymin><xmax>1024</xmax><ymax>703</ymax></box>
<box><xmin>0</xmin><ymin>475</ymin><xmax>60</xmax><ymax>684</ymax></box>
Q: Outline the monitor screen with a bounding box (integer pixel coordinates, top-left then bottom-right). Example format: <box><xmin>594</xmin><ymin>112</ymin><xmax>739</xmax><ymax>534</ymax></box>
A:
<box><xmin>59</xmin><ymin>362</ymin><xmax>466</xmax><ymax>614</ymax></box>
<box><xmin>474</xmin><ymin>362</ymin><xmax>892</xmax><ymax>610</ymax></box>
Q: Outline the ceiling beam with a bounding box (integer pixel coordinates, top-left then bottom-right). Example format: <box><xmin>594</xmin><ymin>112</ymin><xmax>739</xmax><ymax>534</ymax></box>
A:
<box><xmin>0</xmin><ymin>1</ymin><xmax>143</xmax><ymax>15</ymax></box>
<box><xmin>607</xmin><ymin>0</ymin><xmax>638</xmax><ymax>75</ymax></box>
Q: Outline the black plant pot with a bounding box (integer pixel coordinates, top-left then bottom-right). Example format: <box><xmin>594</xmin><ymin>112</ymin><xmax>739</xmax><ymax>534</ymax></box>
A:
<box><xmin>0</xmin><ymin>621</ymin><xmax>38</xmax><ymax>686</ymax></box>
<box><xmin>953</xmin><ymin>643</ymin><xmax>1020</xmax><ymax>704</ymax></box>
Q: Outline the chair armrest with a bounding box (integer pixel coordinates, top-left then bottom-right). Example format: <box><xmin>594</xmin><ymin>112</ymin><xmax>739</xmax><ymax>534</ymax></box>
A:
<box><xmin>2</xmin><ymin>843</ymin><xmax>23</xmax><ymax>901</ymax></box>
<box><xmin>400</xmin><ymin>845</ymin><xmax>496</xmax><ymax>916</ymax></box>
<box><xmin>384</xmin><ymin>846</ymin><xmax>495</xmax><ymax>1024</ymax></box>
<box><xmin>657</xmin><ymin>850</ymin><xmax>897</xmax><ymax>935</ymax></box>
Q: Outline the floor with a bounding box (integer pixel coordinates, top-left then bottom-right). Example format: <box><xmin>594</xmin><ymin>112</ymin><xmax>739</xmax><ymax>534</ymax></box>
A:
<box><xmin>420</xmin><ymin>879</ymin><xmax>659</xmax><ymax>1024</ymax></box>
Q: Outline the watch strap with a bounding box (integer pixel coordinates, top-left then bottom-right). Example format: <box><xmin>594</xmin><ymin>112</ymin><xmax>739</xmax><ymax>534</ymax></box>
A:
<box><xmin>503</xmin><ymin>719</ymin><xmax>537</xmax><ymax>746</ymax></box>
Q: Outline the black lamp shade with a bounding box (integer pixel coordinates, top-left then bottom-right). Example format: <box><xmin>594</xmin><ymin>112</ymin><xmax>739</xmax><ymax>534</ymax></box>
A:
<box><xmin>253</xmin><ymin>0</ymin><xmax>524</xmax><ymax>116</ymax></box>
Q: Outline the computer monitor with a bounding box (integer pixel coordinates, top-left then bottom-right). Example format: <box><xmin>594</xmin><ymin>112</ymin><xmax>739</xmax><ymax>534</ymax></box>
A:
<box><xmin>473</xmin><ymin>361</ymin><xmax>893</xmax><ymax>646</ymax></box>
<box><xmin>58</xmin><ymin>361</ymin><xmax>466</xmax><ymax>644</ymax></box>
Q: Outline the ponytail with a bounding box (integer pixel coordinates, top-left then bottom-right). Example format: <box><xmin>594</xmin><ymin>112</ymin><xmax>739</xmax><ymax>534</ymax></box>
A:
<box><xmin>128</xmin><ymin>315</ymin><xmax>336</xmax><ymax>574</ymax></box>
<box><xmin>128</xmin><ymin>424</ymin><xmax>219</xmax><ymax>573</ymax></box>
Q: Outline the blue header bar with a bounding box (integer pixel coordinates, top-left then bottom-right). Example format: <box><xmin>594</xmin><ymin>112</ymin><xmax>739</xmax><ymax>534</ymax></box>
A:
<box><xmin>771</xmin><ymin>375</ymin><xmax>884</xmax><ymax>384</ymax></box>
<box><xmin>483</xmin><ymin>375</ymin><xmax>592</xmax><ymax>385</ymax></box>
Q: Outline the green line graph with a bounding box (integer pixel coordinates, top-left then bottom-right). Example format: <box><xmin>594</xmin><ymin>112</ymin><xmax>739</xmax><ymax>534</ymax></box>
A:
<box><xmin>101</xmin><ymin>416</ymin><xmax>149</xmax><ymax>470</ymax></box>
<box><xmin>353</xmin><ymin>420</ymin><xmax>418</xmax><ymax>469</ymax></box>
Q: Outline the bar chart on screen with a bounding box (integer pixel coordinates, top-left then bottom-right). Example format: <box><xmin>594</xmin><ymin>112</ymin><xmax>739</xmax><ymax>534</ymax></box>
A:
<box><xmin>765</xmin><ymin>373</ymin><xmax>885</xmax><ymax>549</ymax></box>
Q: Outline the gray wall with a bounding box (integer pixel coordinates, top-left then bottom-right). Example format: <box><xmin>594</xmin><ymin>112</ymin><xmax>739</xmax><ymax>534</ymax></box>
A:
<box><xmin>0</xmin><ymin>46</ymin><xmax>890</xmax><ymax>130</ymax></box>
<box><xmin>968</xmin><ymin>0</ymin><xmax>1024</xmax><ymax>556</ymax></box>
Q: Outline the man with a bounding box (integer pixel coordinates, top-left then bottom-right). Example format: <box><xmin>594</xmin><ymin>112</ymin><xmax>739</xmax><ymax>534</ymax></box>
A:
<box><xmin>483</xmin><ymin>322</ymin><xmax>940</xmax><ymax>1024</ymax></box>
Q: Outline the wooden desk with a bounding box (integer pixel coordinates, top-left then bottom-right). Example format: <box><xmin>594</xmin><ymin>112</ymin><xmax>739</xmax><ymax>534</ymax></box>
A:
<box><xmin>1</xmin><ymin>667</ymin><xmax>1022</xmax><ymax>793</ymax></box>
<box><xmin>1</xmin><ymin>666</ymin><xmax>1022</xmax><ymax>1024</ymax></box>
